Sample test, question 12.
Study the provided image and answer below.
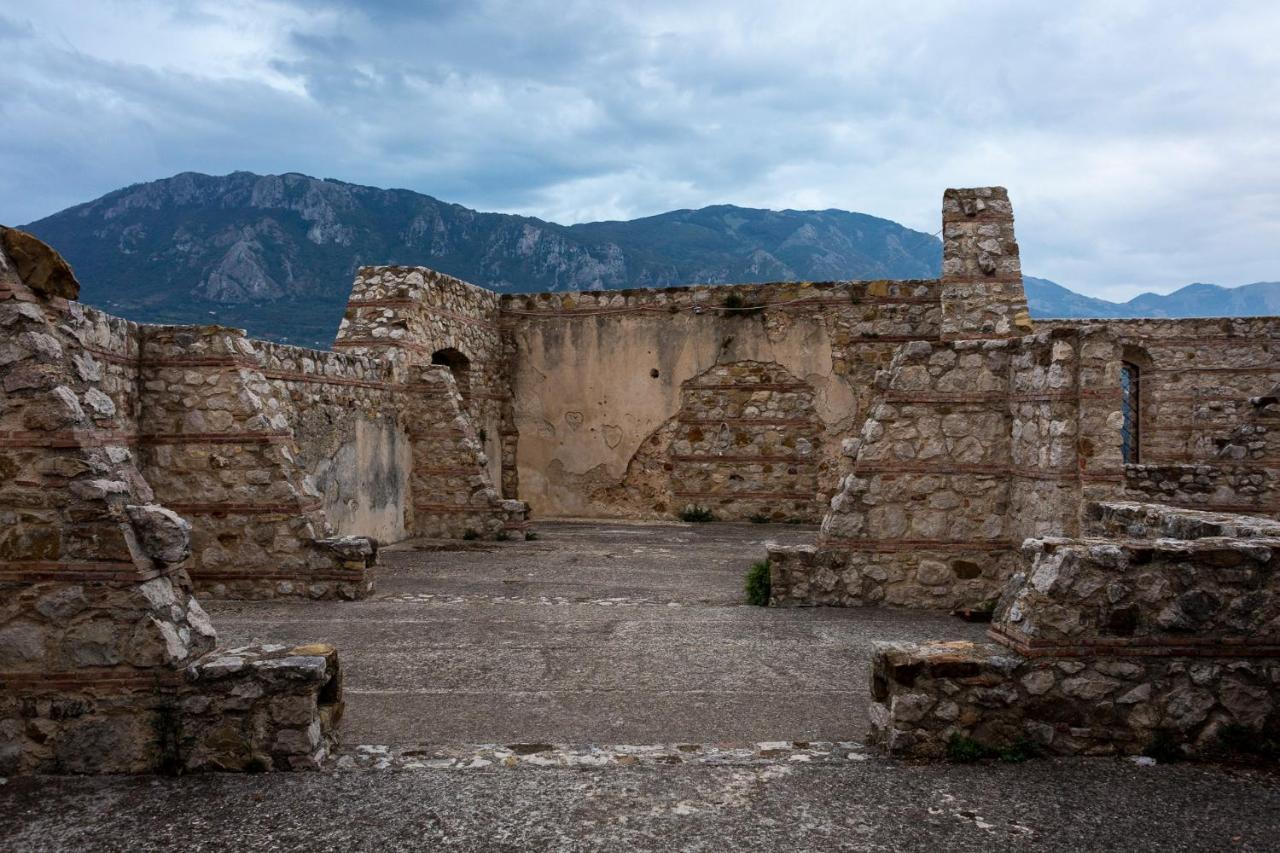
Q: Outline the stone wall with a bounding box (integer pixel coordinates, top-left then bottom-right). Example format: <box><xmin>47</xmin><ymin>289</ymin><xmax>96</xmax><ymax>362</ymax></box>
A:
<box><xmin>1049</xmin><ymin>317</ymin><xmax>1280</xmax><ymax>519</ymax></box>
<box><xmin>135</xmin><ymin>325</ymin><xmax>378</xmax><ymax>600</ymax></box>
<box><xmin>771</xmin><ymin>316</ymin><xmax>1280</xmax><ymax>610</ymax></box>
<box><xmin>334</xmin><ymin>266</ymin><xmax>528</xmax><ymax>538</ymax></box>
<box><xmin>0</xmin><ymin>233</ymin><xmax>344</xmax><ymax>774</ymax></box>
<box><xmin>255</xmin><ymin>341</ymin><xmax>409</xmax><ymax>544</ymax></box>
<box><xmin>939</xmin><ymin>187</ymin><xmax>1032</xmax><ymax>341</ymax></box>
<box><xmin>501</xmin><ymin>278</ymin><xmax>938</xmax><ymax>519</ymax></box>
<box><xmin>867</xmin><ymin>501</ymin><xmax>1280</xmax><ymax>759</ymax></box>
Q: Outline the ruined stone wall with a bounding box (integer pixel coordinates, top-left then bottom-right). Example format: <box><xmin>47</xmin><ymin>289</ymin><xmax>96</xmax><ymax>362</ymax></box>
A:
<box><xmin>337</xmin><ymin>266</ymin><xmax>508</xmax><ymax>487</ymax></box>
<box><xmin>254</xmin><ymin>341</ymin><xmax>410</xmax><ymax>543</ymax></box>
<box><xmin>1047</xmin><ymin>317</ymin><xmax>1280</xmax><ymax>519</ymax></box>
<box><xmin>772</xmin><ymin>316</ymin><xmax>1280</xmax><ymax>610</ymax></box>
<box><xmin>334</xmin><ymin>266</ymin><xmax>527</xmax><ymax>537</ymax></box>
<box><xmin>939</xmin><ymin>187</ymin><xmax>1032</xmax><ymax>341</ymax></box>
<box><xmin>134</xmin><ymin>326</ymin><xmax>378</xmax><ymax>599</ymax></box>
<box><xmin>867</xmin><ymin>502</ymin><xmax>1280</xmax><ymax>760</ymax></box>
<box><xmin>771</xmin><ymin>338</ymin><xmax>1021</xmax><ymax>609</ymax></box>
<box><xmin>0</xmin><ymin>233</ymin><xmax>344</xmax><ymax>774</ymax></box>
<box><xmin>500</xmin><ymin>279</ymin><xmax>939</xmax><ymax>519</ymax></box>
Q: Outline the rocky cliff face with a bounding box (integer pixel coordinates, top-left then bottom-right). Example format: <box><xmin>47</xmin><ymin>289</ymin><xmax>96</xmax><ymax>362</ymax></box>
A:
<box><xmin>20</xmin><ymin>171</ymin><xmax>942</xmax><ymax>346</ymax></box>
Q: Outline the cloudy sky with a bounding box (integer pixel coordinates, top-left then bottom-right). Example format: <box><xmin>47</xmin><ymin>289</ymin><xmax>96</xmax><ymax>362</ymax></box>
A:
<box><xmin>1</xmin><ymin>1</ymin><xmax>1277</xmax><ymax>299</ymax></box>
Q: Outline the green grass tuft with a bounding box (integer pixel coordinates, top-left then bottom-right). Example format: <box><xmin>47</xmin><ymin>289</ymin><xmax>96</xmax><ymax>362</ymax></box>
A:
<box><xmin>525</xmin><ymin>531</ymin><xmax>539</xmax><ymax>541</ymax></box>
<box><xmin>745</xmin><ymin>560</ymin><xmax>771</xmax><ymax>606</ymax></box>
<box><xmin>995</xmin><ymin>737</ymin><xmax>1040</xmax><ymax>763</ymax></box>
<box><xmin>945</xmin><ymin>734</ymin><xmax>990</xmax><ymax>764</ymax></box>
<box><xmin>944</xmin><ymin>734</ymin><xmax>1039</xmax><ymax>764</ymax></box>
<box><xmin>748</xmin><ymin>513</ymin><xmax>770</xmax><ymax>524</ymax></box>
<box><xmin>461</xmin><ymin>529</ymin><xmax>479</xmax><ymax>541</ymax></box>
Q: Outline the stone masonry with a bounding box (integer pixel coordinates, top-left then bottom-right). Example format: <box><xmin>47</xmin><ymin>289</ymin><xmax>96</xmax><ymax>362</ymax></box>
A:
<box><xmin>3</xmin><ymin>185</ymin><xmax>1278</xmax><ymax>774</ymax></box>
<box><xmin>0</xmin><ymin>233</ymin><xmax>343</xmax><ymax>774</ymax></box>
<box><xmin>868</xmin><ymin>501</ymin><xmax>1280</xmax><ymax>759</ymax></box>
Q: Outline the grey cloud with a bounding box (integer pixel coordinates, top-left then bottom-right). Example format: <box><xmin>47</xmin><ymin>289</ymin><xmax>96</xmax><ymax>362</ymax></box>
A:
<box><xmin>0</xmin><ymin>0</ymin><xmax>1277</xmax><ymax>300</ymax></box>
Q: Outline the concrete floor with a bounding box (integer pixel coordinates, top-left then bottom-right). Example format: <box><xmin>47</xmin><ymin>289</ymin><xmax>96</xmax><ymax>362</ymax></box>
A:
<box><xmin>210</xmin><ymin>520</ymin><xmax>987</xmax><ymax>745</ymax></box>
<box><xmin>4</xmin><ymin>521</ymin><xmax>1278</xmax><ymax>852</ymax></box>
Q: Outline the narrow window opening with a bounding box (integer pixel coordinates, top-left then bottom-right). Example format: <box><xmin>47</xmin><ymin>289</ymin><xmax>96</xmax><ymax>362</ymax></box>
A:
<box><xmin>1120</xmin><ymin>361</ymin><xmax>1140</xmax><ymax>463</ymax></box>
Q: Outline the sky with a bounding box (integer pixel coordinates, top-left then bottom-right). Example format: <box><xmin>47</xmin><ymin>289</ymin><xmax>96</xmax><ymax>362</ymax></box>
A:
<box><xmin>0</xmin><ymin>1</ymin><xmax>1277</xmax><ymax>301</ymax></box>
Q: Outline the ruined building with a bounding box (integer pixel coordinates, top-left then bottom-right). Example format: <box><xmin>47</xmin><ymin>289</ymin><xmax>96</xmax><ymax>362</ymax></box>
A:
<box><xmin>1</xmin><ymin>188</ymin><xmax>1277</xmax><ymax>773</ymax></box>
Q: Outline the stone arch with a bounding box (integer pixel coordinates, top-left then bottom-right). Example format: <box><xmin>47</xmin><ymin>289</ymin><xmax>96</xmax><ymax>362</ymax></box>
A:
<box><xmin>431</xmin><ymin>347</ymin><xmax>471</xmax><ymax>400</ymax></box>
<box><xmin>668</xmin><ymin>360</ymin><xmax>823</xmax><ymax>522</ymax></box>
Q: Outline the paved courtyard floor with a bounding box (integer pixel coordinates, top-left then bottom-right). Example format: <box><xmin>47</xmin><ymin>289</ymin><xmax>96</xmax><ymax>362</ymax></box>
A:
<box><xmin>3</xmin><ymin>521</ymin><xmax>1278</xmax><ymax>851</ymax></box>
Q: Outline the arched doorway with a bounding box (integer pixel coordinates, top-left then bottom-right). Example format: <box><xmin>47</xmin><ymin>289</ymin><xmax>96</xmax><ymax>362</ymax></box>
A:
<box><xmin>431</xmin><ymin>347</ymin><xmax>471</xmax><ymax>400</ymax></box>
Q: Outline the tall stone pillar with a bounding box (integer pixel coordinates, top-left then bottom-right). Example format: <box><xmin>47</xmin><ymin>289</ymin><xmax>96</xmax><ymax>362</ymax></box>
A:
<box><xmin>939</xmin><ymin>187</ymin><xmax>1032</xmax><ymax>341</ymax></box>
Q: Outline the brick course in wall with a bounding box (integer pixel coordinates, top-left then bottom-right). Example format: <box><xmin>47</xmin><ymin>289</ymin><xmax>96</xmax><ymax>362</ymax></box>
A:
<box><xmin>0</xmin><ymin>239</ymin><xmax>344</xmax><ymax>774</ymax></box>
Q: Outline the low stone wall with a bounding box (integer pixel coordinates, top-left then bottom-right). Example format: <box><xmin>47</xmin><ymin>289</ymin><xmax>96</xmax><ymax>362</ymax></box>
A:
<box><xmin>866</xmin><ymin>501</ymin><xmax>1280</xmax><ymax>760</ymax></box>
<box><xmin>1124</xmin><ymin>463</ymin><xmax>1277</xmax><ymax>518</ymax></box>
<box><xmin>868</xmin><ymin>640</ymin><xmax>1277</xmax><ymax>758</ymax></box>
<box><xmin>992</xmin><ymin>535</ymin><xmax>1278</xmax><ymax>654</ymax></box>
<box><xmin>1085</xmin><ymin>500</ymin><xmax>1280</xmax><ymax>540</ymax></box>
<box><xmin>180</xmin><ymin>642</ymin><xmax>342</xmax><ymax>772</ymax></box>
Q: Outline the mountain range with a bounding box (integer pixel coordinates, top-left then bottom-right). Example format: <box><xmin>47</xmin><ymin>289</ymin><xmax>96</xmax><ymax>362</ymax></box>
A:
<box><xmin>16</xmin><ymin>171</ymin><xmax>1279</xmax><ymax>348</ymax></box>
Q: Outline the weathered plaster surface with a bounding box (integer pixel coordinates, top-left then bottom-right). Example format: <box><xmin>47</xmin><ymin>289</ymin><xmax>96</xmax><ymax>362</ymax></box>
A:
<box><xmin>505</xmin><ymin>281</ymin><xmax>924</xmax><ymax>518</ymax></box>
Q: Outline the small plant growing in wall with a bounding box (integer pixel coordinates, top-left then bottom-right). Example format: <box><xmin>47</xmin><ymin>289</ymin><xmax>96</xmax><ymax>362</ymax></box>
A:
<box><xmin>525</xmin><ymin>531</ymin><xmax>539</xmax><ymax>541</ymax></box>
<box><xmin>748</xmin><ymin>512</ymin><xmax>771</xmax><ymax>524</ymax></box>
<box><xmin>745</xmin><ymin>560</ymin><xmax>771</xmax><ymax>606</ymax></box>
<box><xmin>679</xmin><ymin>504</ymin><xmax>715</xmax><ymax>523</ymax></box>
<box><xmin>461</xmin><ymin>529</ymin><xmax>480</xmax><ymax>541</ymax></box>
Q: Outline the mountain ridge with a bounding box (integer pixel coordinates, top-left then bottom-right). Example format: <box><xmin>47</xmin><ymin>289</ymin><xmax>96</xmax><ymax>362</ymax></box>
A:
<box><xmin>17</xmin><ymin>170</ymin><xmax>1279</xmax><ymax>347</ymax></box>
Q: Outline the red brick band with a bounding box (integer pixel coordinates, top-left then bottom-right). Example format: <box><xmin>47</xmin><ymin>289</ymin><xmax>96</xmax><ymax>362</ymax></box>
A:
<box><xmin>413</xmin><ymin>503</ymin><xmax>504</xmax><ymax>513</ymax></box>
<box><xmin>0</xmin><ymin>670</ymin><xmax>181</xmax><ymax>690</ymax></box>
<box><xmin>990</xmin><ymin>624</ymin><xmax>1280</xmax><ymax>659</ymax></box>
<box><xmin>818</xmin><ymin>537</ymin><xmax>1015</xmax><ymax>552</ymax></box>
<box><xmin>192</xmin><ymin>569</ymin><xmax>368</xmax><ymax>583</ymax></box>
<box><xmin>260</xmin><ymin>368</ymin><xmax>395</xmax><ymax>391</ymax></box>
<box><xmin>684</xmin><ymin>382</ymin><xmax>811</xmax><ymax>392</ymax></box>
<box><xmin>0</xmin><ymin>429</ymin><xmax>138</xmax><ymax>448</ymax></box>
<box><xmin>677</xmin><ymin>417</ymin><xmax>816</xmax><ymax>427</ymax></box>
<box><xmin>0</xmin><ymin>560</ymin><xmax>158</xmax><ymax>583</ymax></box>
<box><xmin>164</xmin><ymin>500</ymin><xmax>323</xmax><ymax>516</ymax></box>
<box><xmin>140</xmin><ymin>431</ymin><xmax>294</xmax><ymax>446</ymax></box>
<box><xmin>673</xmin><ymin>490</ymin><xmax>817</xmax><ymax>500</ymax></box>
<box><xmin>671</xmin><ymin>454</ymin><xmax>813</xmax><ymax>464</ymax></box>
<box><xmin>81</xmin><ymin>344</ymin><xmax>142</xmax><ymax>367</ymax></box>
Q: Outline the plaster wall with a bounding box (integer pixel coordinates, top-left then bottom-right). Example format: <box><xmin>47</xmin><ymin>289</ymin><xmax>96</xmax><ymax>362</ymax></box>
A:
<box><xmin>503</xmin><ymin>280</ymin><xmax>937</xmax><ymax>518</ymax></box>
